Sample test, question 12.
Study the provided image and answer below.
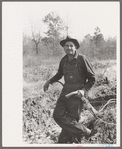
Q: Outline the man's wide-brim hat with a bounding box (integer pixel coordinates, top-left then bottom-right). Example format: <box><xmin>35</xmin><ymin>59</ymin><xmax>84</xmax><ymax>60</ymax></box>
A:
<box><xmin>60</xmin><ymin>36</ymin><xmax>80</xmax><ymax>49</ymax></box>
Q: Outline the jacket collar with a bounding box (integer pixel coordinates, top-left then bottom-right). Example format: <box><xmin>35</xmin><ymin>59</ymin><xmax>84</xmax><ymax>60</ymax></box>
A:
<box><xmin>65</xmin><ymin>52</ymin><xmax>78</xmax><ymax>60</ymax></box>
<box><xmin>65</xmin><ymin>52</ymin><xmax>78</xmax><ymax>62</ymax></box>
<box><xmin>74</xmin><ymin>52</ymin><xmax>78</xmax><ymax>59</ymax></box>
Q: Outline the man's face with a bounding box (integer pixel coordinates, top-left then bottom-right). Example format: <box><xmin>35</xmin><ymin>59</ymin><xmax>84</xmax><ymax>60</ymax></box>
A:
<box><xmin>64</xmin><ymin>41</ymin><xmax>77</xmax><ymax>56</ymax></box>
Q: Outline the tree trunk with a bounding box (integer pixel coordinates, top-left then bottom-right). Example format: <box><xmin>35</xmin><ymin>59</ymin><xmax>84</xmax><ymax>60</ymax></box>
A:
<box><xmin>36</xmin><ymin>43</ymin><xmax>38</xmax><ymax>54</ymax></box>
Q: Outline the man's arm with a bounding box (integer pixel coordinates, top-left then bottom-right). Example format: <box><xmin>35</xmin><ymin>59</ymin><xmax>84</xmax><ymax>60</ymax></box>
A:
<box><xmin>82</xmin><ymin>55</ymin><xmax>95</xmax><ymax>91</ymax></box>
<box><xmin>43</xmin><ymin>59</ymin><xmax>63</xmax><ymax>92</ymax></box>
<box><xmin>49</xmin><ymin>60</ymin><xmax>63</xmax><ymax>84</ymax></box>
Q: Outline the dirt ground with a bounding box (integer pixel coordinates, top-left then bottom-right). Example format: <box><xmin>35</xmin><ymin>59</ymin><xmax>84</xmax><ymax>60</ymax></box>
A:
<box><xmin>23</xmin><ymin>59</ymin><xmax>117</xmax><ymax>144</ymax></box>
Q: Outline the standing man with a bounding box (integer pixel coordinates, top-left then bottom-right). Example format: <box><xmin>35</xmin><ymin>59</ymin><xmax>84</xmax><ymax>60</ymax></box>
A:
<box><xmin>43</xmin><ymin>36</ymin><xmax>95</xmax><ymax>143</ymax></box>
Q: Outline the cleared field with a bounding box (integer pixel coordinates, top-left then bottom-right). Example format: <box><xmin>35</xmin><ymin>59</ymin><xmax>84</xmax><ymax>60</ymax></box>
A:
<box><xmin>23</xmin><ymin>58</ymin><xmax>117</xmax><ymax>144</ymax></box>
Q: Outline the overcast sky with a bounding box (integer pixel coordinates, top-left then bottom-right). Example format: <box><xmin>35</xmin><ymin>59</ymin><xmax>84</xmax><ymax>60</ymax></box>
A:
<box><xmin>21</xmin><ymin>2</ymin><xmax>119</xmax><ymax>41</ymax></box>
<box><xmin>3</xmin><ymin>2</ymin><xmax>119</xmax><ymax>41</ymax></box>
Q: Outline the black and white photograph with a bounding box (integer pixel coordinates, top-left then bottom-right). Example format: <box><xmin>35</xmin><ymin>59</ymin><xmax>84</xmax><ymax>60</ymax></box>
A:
<box><xmin>2</xmin><ymin>1</ymin><xmax>120</xmax><ymax>147</ymax></box>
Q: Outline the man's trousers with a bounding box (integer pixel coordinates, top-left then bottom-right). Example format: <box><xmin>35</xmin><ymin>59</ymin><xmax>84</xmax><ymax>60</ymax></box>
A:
<box><xmin>53</xmin><ymin>95</ymin><xmax>91</xmax><ymax>141</ymax></box>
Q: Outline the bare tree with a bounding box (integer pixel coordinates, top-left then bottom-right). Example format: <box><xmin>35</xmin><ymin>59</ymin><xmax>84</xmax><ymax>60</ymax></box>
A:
<box><xmin>93</xmin><ymin>27</ymin><xmax>105</xmax><ymax>48</ymax></box>
<box><xmin>31</xmin><ymin>24</ymin><xmax>42</xmax><ymax>55</ymax></box>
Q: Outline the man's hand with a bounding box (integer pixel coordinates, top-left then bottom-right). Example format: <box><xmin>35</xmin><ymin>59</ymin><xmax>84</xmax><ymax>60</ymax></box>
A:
<box><xmin>75</xmin><ymin>90</ymin><xmax>85</xmax><ymax>98</ymax></box>
<box><xmin>43</xmin><ymin>80</ymin><xmax>50</xmax><ymax>92</ymax></box>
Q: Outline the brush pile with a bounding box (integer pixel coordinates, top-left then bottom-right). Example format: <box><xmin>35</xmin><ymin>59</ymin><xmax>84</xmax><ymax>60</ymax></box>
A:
<box><xmin>79</xmin><ymin>99</ymin><xmax>116</xmax><ymax>144</ymax></box>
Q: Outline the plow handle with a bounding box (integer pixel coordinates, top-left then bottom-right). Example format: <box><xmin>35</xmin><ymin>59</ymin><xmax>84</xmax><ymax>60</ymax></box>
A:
<box><xmin>65</xmin><ymin>91</ymin><xmax>78</xmax><ymax>98</ymax></box>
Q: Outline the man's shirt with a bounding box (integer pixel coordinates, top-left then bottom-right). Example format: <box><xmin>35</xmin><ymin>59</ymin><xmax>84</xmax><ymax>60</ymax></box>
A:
<box><xmin>50</xmin><ymin>53</ymin><xmax>95</xmax><ymax>91</ymax></box>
